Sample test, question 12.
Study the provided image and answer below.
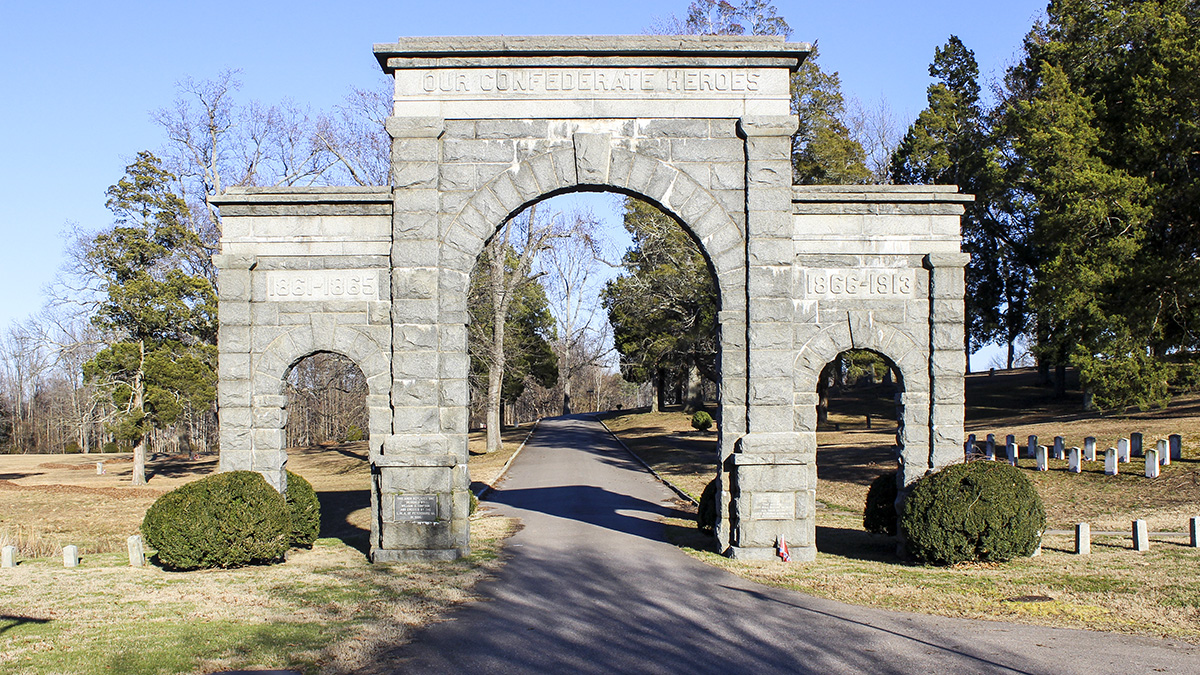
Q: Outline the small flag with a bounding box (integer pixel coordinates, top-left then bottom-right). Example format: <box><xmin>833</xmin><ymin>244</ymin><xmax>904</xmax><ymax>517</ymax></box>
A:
<box><xmin>776</xmin><ymin>535</ymin><xmax>791</xmax><ymax>562</ymax></box>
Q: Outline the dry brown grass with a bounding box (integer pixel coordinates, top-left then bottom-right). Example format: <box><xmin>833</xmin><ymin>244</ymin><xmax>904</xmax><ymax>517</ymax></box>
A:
<box><xmin>609</xmin><ymin>369</ymin><xmax>1200</xmax><ymax>640</ymax></box>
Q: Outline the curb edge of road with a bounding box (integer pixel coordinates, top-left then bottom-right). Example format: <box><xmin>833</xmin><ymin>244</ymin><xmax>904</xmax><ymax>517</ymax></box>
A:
<box><xmin>473</xmin><ymin>419</ymin><xmax>540</xmax><ymax>500</ymax></box>
<box><xmin>595</xmin><ymin>416</ymin><xmax>699</xmax><ymax>506</ymax></box>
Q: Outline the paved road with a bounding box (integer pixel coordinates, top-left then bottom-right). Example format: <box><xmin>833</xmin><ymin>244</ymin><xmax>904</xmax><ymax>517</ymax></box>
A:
<box><xmin>393</xmin><ymin>416</ymin><xmax>1199</xmax><ymax>674</ymax></box>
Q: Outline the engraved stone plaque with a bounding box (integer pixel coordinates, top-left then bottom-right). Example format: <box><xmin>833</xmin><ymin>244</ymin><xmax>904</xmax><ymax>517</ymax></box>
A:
<box><xmin>264</xmin><ymin>269</ymin><xmax>379</xmax><ymax>302</ymax></box>
<box><xmin>751</xmin><ymin>492</ymin><xmax>795</xmax><ymax>520</ymax></box>
<box><xmin>392</xmin><ymin>494</ymin><xmax>439</xmax><ymax>523</ymax></box>
<box><xmin>802</xmin><ymin>268</ymin><xmax>915</xmax><ymax>300</ymax></box>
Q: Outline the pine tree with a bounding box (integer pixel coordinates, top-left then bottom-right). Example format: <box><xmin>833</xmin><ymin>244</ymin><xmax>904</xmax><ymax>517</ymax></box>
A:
<box><xmin>83</xmin><ymin>152</ymin><xmax>217</xmax><ymax>483</ymax></box>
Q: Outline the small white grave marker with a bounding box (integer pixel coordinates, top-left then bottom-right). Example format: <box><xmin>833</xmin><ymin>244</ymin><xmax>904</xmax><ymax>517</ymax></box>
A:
<box><xmin>1169</xmin><ymin>434</ymin><xmax>1182</xmax><ymax>461</ymax></box>
<box><xmin>1083</xmin><ymin>436</ymin><xmax>1096</xmax><ymax>462</ymax></box>
<box><xmin>1146</xmin><ymin>449</ymin><xmax>1161</xmax><ymax>478</ymax></box>
<box><xmin>1068</xmin><ymin>447</ymin><xmax>1081</xmax><ymax>473</ymax></box>
<box><xmin>1053</xmin><ymin>436</ymin><xmax>1064</xmax><ymax>460</ymax></box>
<box><xmin>95</xmin><ymin>462</ymin><xmax>105</xmax><ymax>475</ymax></box>
<box><xmin>1036</xmin><ymin>445</ymin><xmax>1048</xmax><ymax>472</ymax></box>
<box><xmin>1157</xmin><ymin>438</ymin><xmax>1170</xmax><ymax>467</ymax></box>
<box><xmin>965</xmin><ymin>433</ymin><xmax>976</xmax><ymax>460</ymax></box>
<box><xmin>1105</xmin><ymin>448</ymin><xmax>1118</xmax><ymax>475</ymax></box>
<box><xmin>1027</xmin><ymin>434</ymin><xmax>1038</xmax><ymax>459</ymax></box>
<box><xmin>1006</xmin><ymin>440</ymin><xmax>1018</xmax><ymax>466</ymax></box>
<box><xmin>1</xmin><ymin>545</ymin><xmax>15</xmax><ymax>568</ymax></box>
<box><xmin>1117</xmin><ymin>438</ymin><xmax>1130</xmax><ymax>463</ymax></box>
<box><xmin>1190</xmin><ymin>517</ymin><xmax>1199</xmax><ymax>548</ymax></box>
<box><xmin>1130</xmin><ymin>432</ymin><xmax>1144</xmax><ymax>457</ymax></box>
<box><xmin>1133</xmin><ymin>520</ymin><xmax>1149</xmax><ymax>551</ymax></box>
<box><xmin>127</xmin><ymin>535</ymin><xmax>145</xmax><ymax>567</ymax></box>
<box><xmin>985</xmin><ymin>434</ymin><xmax>995</xmax><ymax>461</ymax></box>
<box><xmin>63</xmin><ymin>545</ymin><xmax>79</xmax><ymax>568</ymax></box>
<box><xmin>1075</xmin><ymin>523</ymin><xmax>1090</xmax><ymax>555</ymax></box>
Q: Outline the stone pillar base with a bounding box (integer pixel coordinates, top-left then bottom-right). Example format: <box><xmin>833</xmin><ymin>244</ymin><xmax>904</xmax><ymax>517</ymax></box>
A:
<box><xmin>728</xmin><ymin>544</ymin><xmax>816</xmax><ymax>562</ymax></box>
<box><xmin>371</xmin><ymin>547</ymin><xmax>469</xmax><ymax>563</ymax></box>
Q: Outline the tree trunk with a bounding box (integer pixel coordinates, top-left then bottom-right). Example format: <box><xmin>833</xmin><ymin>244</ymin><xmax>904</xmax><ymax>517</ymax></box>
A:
<box><xmin>1007</xmin><ymin>340</ymin><xmax>1015</xmax><ymax>370</ymax></box>
<box><xmin>683</xmin><ymin>361</ymin><xmax>703</xmax><ymax>413</ymax></box>
<box><xmin>652</xmin><ymin>368</ymin><xmax>666</xmax><ymax>413</ymax></box>
<box><xmin>130</xmin><ymin>340</ymin><xmax>147</xmax><ymax>485</ymax></box>
<box><xmin>1054</xmin><ymin>363</ymin><xmax>1067</xmax><ymax>398</ymax></box>
<box><xmin>486</xmin><ymin>332</ymin><xmax>504</xmax><ymax>453</ymax></box>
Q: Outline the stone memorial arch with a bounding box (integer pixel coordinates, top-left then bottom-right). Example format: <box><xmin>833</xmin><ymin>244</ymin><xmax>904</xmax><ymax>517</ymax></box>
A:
<box><xmin>210</xmin><ymin>35</ymin><xmax>970</xmax><ymax>563</ymax></box>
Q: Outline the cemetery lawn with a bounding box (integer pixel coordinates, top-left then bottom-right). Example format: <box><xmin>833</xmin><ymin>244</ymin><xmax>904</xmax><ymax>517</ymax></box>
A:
<box><xmin>603</xmin><ymin>368</ymin><xmax>1200</xmax><ymax>641</ymax></box>
<box><xmin>0</xmin><ymin>425</ymin><xmax>532</xmax><ymax>675</ymax></box>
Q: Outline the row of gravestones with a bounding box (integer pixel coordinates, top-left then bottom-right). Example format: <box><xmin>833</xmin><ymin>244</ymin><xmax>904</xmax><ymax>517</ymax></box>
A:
<box><xmin>0</xmin><ymin>535</ymin><xmax>145</xmax><ymax>569</ymax></box>
<box><xmin>1073</xmin><ymin>518</ymin><xmax>1200</xmax><ymax>554</ymax></box>
<box><xmin>966</xmin><ymin>432</ymin><xmax>1183</xmax><ymax>478</ymax></box>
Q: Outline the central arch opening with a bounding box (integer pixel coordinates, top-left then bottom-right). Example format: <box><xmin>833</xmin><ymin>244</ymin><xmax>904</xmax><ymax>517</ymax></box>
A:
<box><xmin>464</xmin><ymin>187</ymin><xmax>724</xmax><ymax>525</ymax></box>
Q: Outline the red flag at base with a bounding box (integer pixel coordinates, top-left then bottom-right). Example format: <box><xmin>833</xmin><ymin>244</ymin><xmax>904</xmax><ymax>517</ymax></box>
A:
<box><xmin>776</xmin><ymin>535</ymin><xmax>791</xmax><ymax>562</ymax></box>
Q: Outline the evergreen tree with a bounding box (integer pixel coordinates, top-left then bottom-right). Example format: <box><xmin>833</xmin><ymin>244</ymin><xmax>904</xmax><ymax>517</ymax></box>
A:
<box><xmin>83</xmin><ymin>152</ymin><xmax>217</xmax><ymax>483</ymax></box>
<box><xmin>792</xmin><ymin>47</ymin><xmax>871</xmax><ymax>185</ymax></box>
<box><xmin>1000</xmin><ymin>0</ymin><xmax>1198</xmax><ymax>407</ymax></box>
<box><xmin>602</xmin><ymin>199</ymin><xmax>718</xmax><ymax>412</ymax></box>
<box><xmin>890</xmin><ymin>36</ymin><xmax>1010</xmax><ymax>369</ymax></box>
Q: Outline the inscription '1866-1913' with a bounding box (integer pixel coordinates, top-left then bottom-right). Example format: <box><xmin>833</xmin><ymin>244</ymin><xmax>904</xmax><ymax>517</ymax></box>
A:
<box><xmin>803</xmin><ymin>269</ymin><xmax>915</xmax><ymax>299</ymax></box>
<box><xmin>418</xmin><ymin>68</ymin><xmax>761</xmax><ymax>95</ymax></box>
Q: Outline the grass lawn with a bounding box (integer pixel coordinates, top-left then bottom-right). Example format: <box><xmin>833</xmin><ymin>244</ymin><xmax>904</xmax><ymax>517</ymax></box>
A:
<box><xmin>0</xmin><ymin>424</ymin><xmax>534</xmax><ymax>674</ymax></box>
<box><xmin>604</xmin><ymin>368</ymin><xmax>1200</xmax><ymax>641</ymax></box>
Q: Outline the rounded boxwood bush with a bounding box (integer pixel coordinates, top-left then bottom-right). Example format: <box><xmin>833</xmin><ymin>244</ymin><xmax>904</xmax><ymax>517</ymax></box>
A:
<box><xmin>863</xmin><ymin>471</ymin><xmax>898</xmax><ymax>536</ymax></box>
<box><xmin>900</xmin><ymin>461</ymin><xmax>1045</xmax><ymax>566</ymax></box>
<box><xmin>141</xmin><ymin>470</ymin><xmax>291</xmax><ymax>570</ymax></box>
<box><xmin>284</xmin><ymin>470</ymin><xmax>321</xmax><ymax>548</ymax></box>
<box><xmin>691</xmin><ymin>410</ymin><xmax>714</xmax><ymax>432</ymax></box>
<box><xmin>697</xmin><ymin>477</ymin><xmax>718</xmax><ymax>534</ymax></box>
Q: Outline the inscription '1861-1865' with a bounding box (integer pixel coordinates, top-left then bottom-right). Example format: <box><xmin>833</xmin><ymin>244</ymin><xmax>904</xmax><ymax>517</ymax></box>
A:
<box><xmin>417</xmin><ymin>68</ymin><xmax>762</xmax><ymax>95</ymax></box>
<box><xmin>264</xmin><ymin>269</ymin><xmax>379</xmax><ymax>302</ymax></box>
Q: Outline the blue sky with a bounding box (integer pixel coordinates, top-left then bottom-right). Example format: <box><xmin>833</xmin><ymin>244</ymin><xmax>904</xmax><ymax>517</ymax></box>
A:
<box><xmin>0</xmin><ymin>0</ymin><xmax>1048</xmax><ymax>367</ymax></box>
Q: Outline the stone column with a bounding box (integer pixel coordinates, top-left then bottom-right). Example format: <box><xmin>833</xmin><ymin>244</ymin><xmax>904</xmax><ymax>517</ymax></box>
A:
<box><xmin>214</xmin><ymin>253</ymin><xmax>256</xmax><ymax>477</ymax></box>
<box><xmin>377</xmin><ymin>116</ymin><xmax>469</xmax><ymax>562</ymax></box>
<box><xmin>924</xmin><ymin>252</ymin><xmax>970</xmax><ymax>472</ymax></box>
<box><xmin>731</xmin><ymin>115</ymin><xmax>810</xmax><ymax>561</ymax></box>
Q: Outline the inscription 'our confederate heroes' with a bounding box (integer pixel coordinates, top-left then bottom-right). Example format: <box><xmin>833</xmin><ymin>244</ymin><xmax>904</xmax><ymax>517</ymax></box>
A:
<box><xmin>419</xmin><ymin>68</ymin><xmax>762</xmax><ymax>95</ymax></box>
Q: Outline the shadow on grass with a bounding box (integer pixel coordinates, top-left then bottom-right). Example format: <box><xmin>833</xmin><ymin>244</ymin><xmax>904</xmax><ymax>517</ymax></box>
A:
<box><xmin>816</xmin><ymin>526</ymin><xmax>902</xmax><ymax>563</ymax></box>
<box><xmin>0</xmin><ymin>614</ymin><xmax>50</xmax><ymax>636</ymax></box>
<box><xmin>316</xmin><ymin>489</ymin><xmax>371</xmax><ymax>555</ymax></box>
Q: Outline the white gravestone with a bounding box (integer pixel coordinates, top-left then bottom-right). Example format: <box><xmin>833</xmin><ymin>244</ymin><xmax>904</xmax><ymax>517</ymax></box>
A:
<box><xmin>1053</xmin><ymin>436</ymin><xmax>1064</xmax><ymax>460</ymax></box>
<box><xmin>1157</xmin><ymin>439</ymin><xmax>1170</xmax><ymax>467</ymax></box>
<box><xmin>1130</xmin><ymin>432</ymin><xmax>1144</xmax><ymax>457</ymax></box>
<box><xmin>1075</xmin><ymin>523</ymin><xmax>1090</xmax><ymax>555</ymax></box>
<box><xmin>985</xmin><ymin>434</ymin><xmax>995</xmax><ymax>460</ymax></box>
<box><xmin>1068</xmin><ymin>447</ymin><xmax>1081</xmax><ymax>473</ymax></box>
<box><xmin>1133</xmin><ymin>520</ymin><xmax>1149</xmax><ymax>551</ymax></box>
<box><xmin>1146</xmin><ymin>449</ymin><xmax>1160</xmax><ymax>477</ymax></box>
<box><xmin>1036</xmin><ymin>445</ymin><xmax>1048</xmax><ymax>472</ymax></box>
<box><xmin>127</xmin><ymin>535</ymin><xmax>145</xmax><ymax>567</ymax></box>
<box><xmin>1169</xmin><ymin>434</ymin><xmax>1182</xmax><ymax>461</ymax></box>
<box><xmin>63</xmin><ymin>545</ymin><xmax>79</xmax><ymax>568</ymax></box>
<box><xmin>1006</xmin><ymin>440</ymin><xmax>1018</xmax><ymax>466</ymax></box>
<box><xmin>95</xmin><ymin>462</ymin><xmax>105</xmax><ymax>475</ymax></box>
<box><xmin>1191</xmin><ymin>517</ymin><xmax>1199</xmax><ymax>548</ymax></box>
<box><xmin>1117</xmin><ymin>438</ymin><xmax>1130</xmax><ymax>463</ymax></box>
<box><xmin>1105</xmin><ymin>448</ymin><xmax>1118</xmax><ymax>476</ymax></box>
<box><xmin>1</xmin><ymin>545</ymin><xmax>15</xmax><ymax>568</ymax></box>
<box><xmin>965</xmin><ymin>433</ymin><xmax>976</xmax><ymax>460</ymax></box>
<box><xmin>1027</xmin><ymin>434</ymin><xmax>1038</xmax><ymax>459</ymax></box>
<box><xmin>1083</xmin><ymin>436</ymin><xmax>1096</xmax><ymax>462</ymax></box>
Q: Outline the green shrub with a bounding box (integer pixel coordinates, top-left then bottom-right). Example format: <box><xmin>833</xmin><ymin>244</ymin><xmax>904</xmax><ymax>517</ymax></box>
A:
<box><xmin>691</xmin><ymin>410</ymin><xmax>714</xmax><ymax>432</ymax></box>
<box><xmin>284</xmin><ymin>470</ymin><xmax>321</xmax><ymax>548</ymax></box>
<box><xmin>63</xmin><ymin>442</ymin><xmax>82</xmax><ymax>454</ymax></box>
<box><xmin>900</xmin><ymin>461</ymin><xmax>1045</xmax><ymax>566</ymax></box>
<box><xmin>697</xmin><ymin>477</ymin><xmax>718</xmax><ymax>534</ymax></box>
<box><xmin>469</xmin><ymin>491</ymin><xmax>479</xmax><ymax>516</ymax></box>
<box><xmin>141</xmin><ymin>471</ymin><xmax>290</xmax><ymax>570</ymax></box>
<box><xmin>102</xmin><ymin>442</ymin><xmax>120</xmax><ymax>453</ymax></box>
<box><xmin>343</xmin><ymin>424</ymin><xmax>364</xmax><ymax>443</ymax></box>
<box><xmin>863</xmin><ymin>471</ymin><xmax>898</xmax><ymax>536</ymax></box>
